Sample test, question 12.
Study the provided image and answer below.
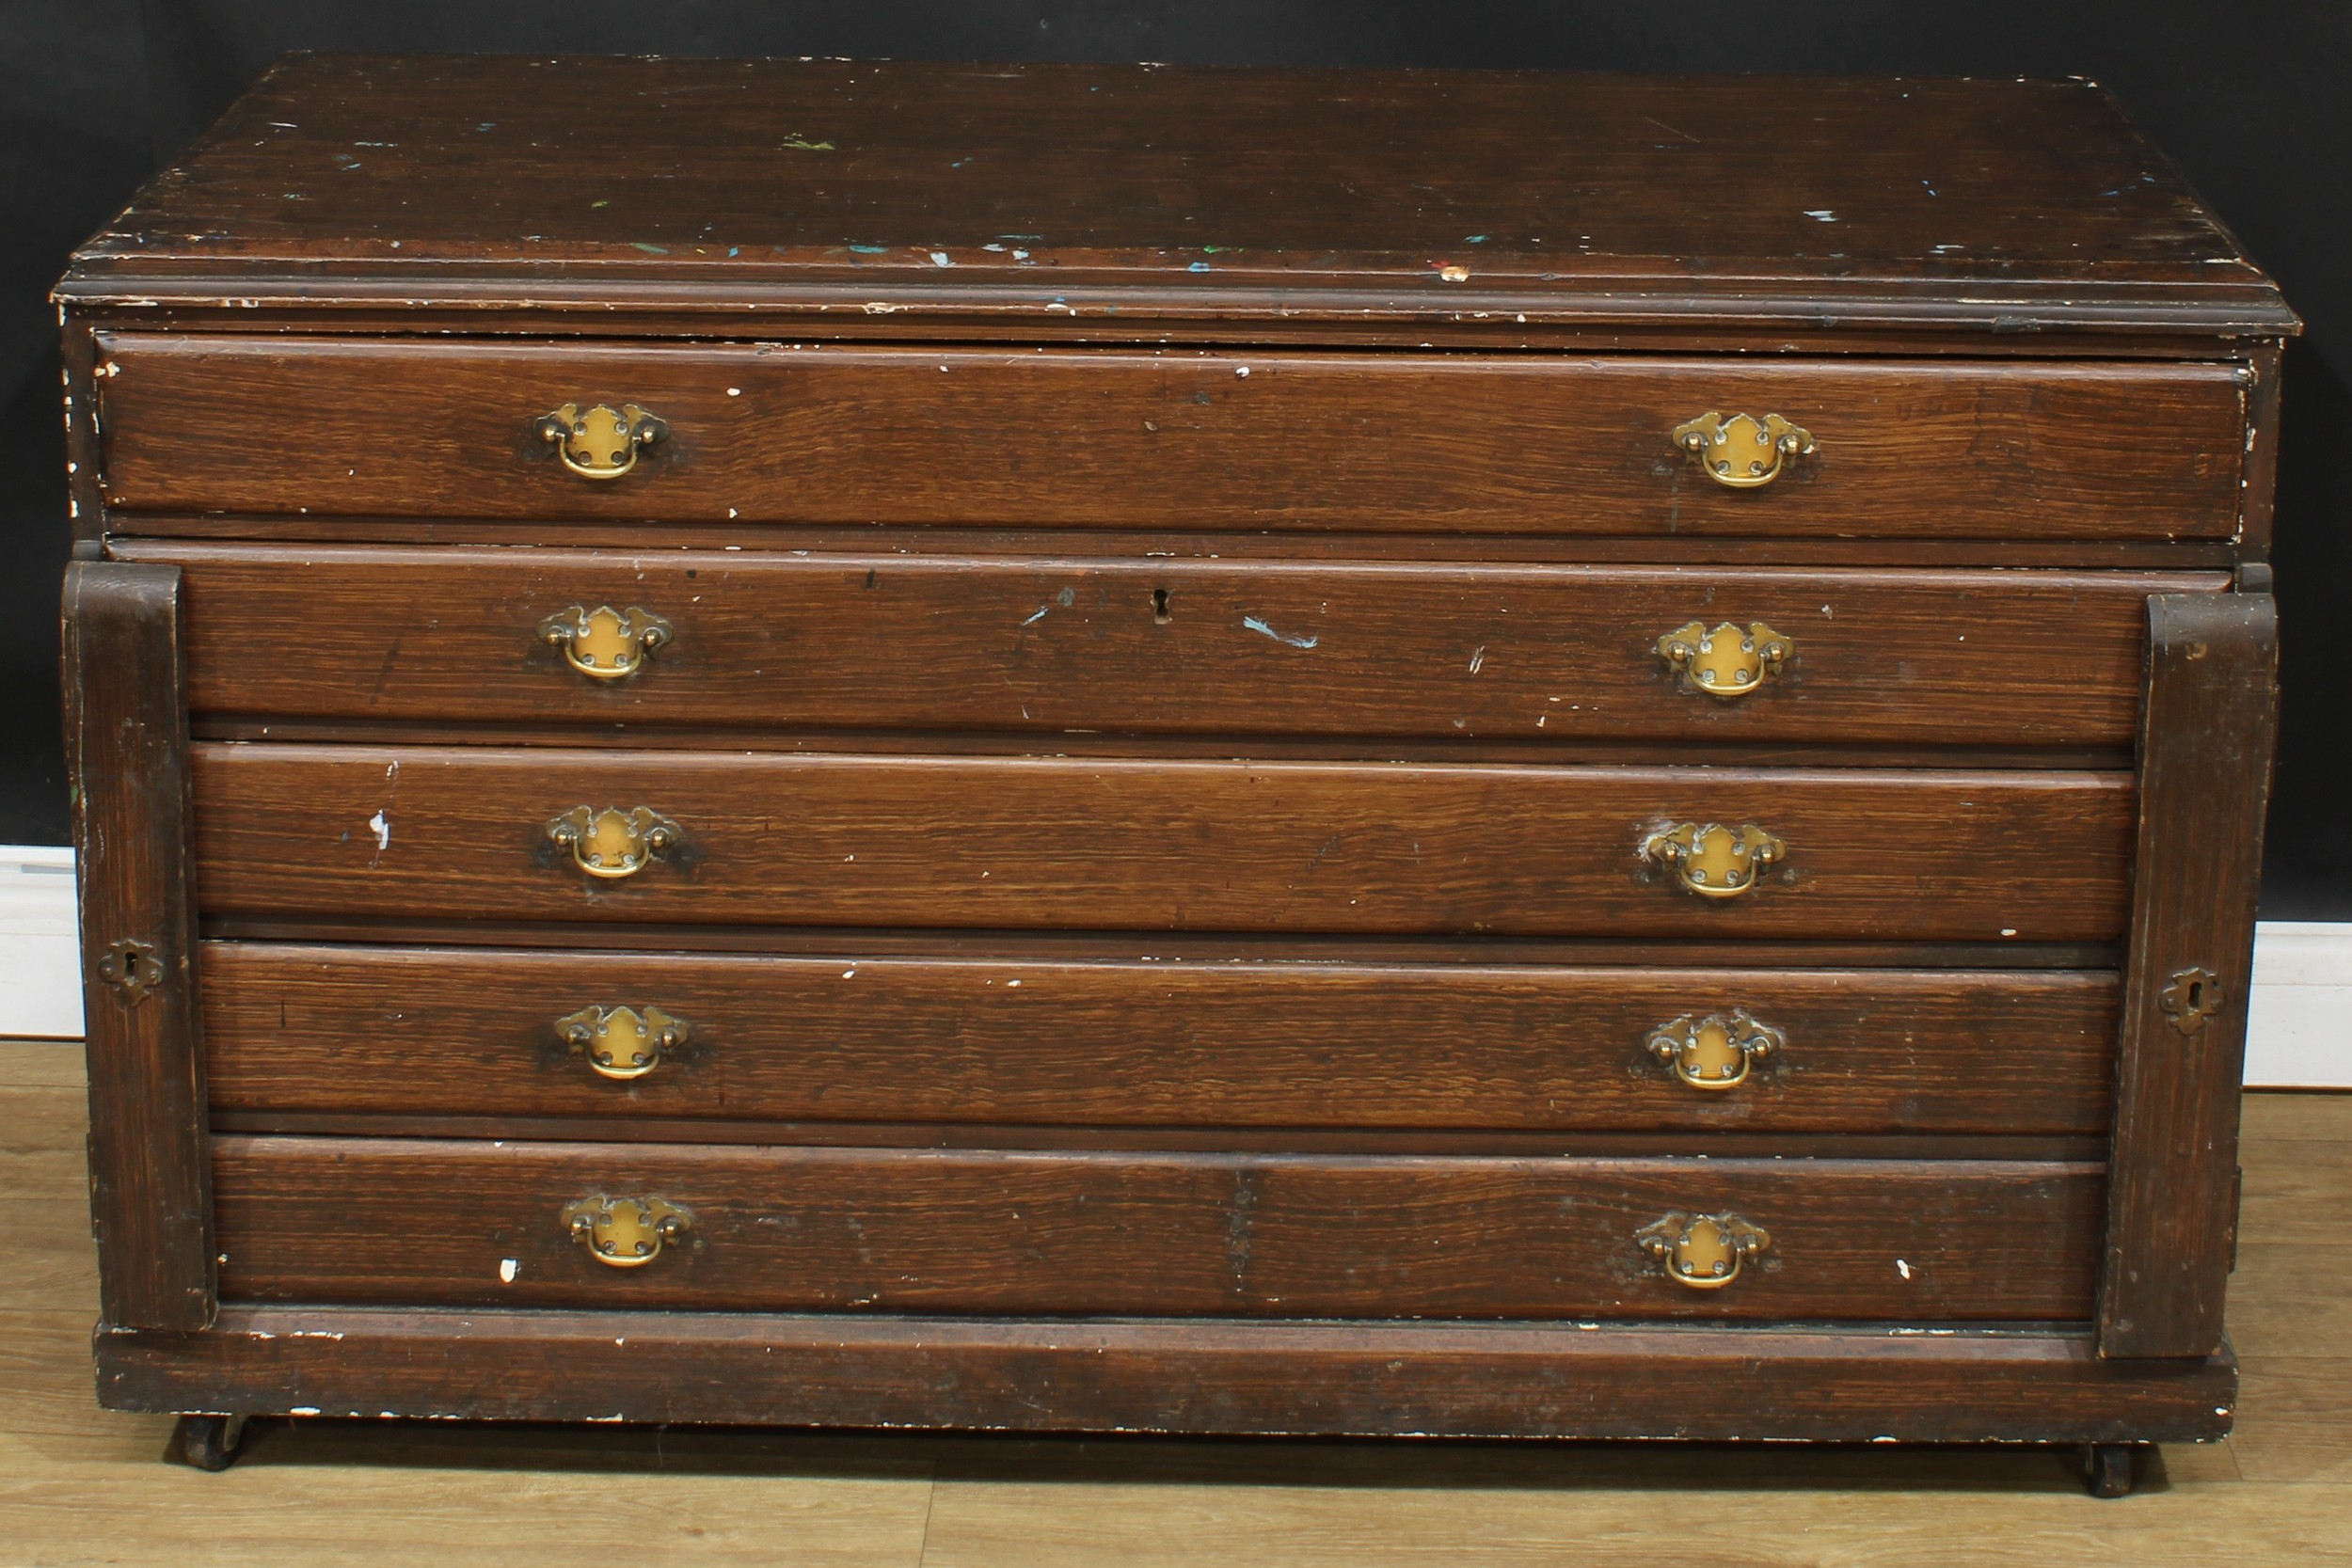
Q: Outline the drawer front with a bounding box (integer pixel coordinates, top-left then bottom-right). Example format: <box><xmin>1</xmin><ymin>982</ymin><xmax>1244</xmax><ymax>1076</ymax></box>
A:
<box><xmin>190</xmin><ymin>746</ymin><xmax>2133</xmax><ymax>941</ymax></box>
<box><xmin>146</xmin><ymin>543</ymin><xmax>2208</xmax><ymax>749</ymax></box>
<box><xmin>95</xmin><ymin>336</ymin><xmax>2246</xmax><ymax>539</ymax></box>
<box><xmin>202</xmin><ymin>944</ymin><xmax>2119</xmax><ymax>1135</ymax></box>
<box><xmin>213</xmin><ymin>1137</ymin><xmax>2101</xmax><ymax>1321</ymax></box>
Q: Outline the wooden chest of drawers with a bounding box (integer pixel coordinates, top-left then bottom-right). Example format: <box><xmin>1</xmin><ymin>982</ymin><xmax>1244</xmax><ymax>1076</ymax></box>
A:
<box><xmin>56</xmin><ymin>56</ymin><xmax>2292</xmax><ymax>1487</ymax></box>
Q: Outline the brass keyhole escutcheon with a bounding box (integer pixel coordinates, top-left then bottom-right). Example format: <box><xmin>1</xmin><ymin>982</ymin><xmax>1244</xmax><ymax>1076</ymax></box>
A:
<box><xmin>546</xmin><ymin>806</ymin><xmax>683</xmax><ymax>879</ymax></box>
<box><xmin>1637</xmin><ymin>1211</ymin><xmax>1772</xmax><ymax>1290</ymax></box>
<box><xmin>1640</xmin><ymin>822</ymin><xmax>1786</xmax><ymax>899</ymax></box>
<box><xmin>2160</xmin><ymin>966</ymin><xmax>2224</xmax><ymax>1036</ymax></box>
<box><xmin>556</xmin><ymin>1004</ymin><xmax>687</xmax><ymax>1080</ymax></box>
<box><xmin>1647</xmin><ymin>1010</ymin><xmax>1784</xmax><ymax>1090</ymax></box>
<box><xmin>539</xmin><ymin>604</ymin><xmax>673</xmax><ymax>681</ymax></box>
<box><xmin>1672</xmin><ymin>411</ymin><xmax>1815</xmax><ymax>489</ymax></box>
<box><xmin>1656</xmin><ymin>620</ymin><xmax>1793</xmax><ymax>700</ymax></box>
<box><xmin>94</xmin><ymin>937</ymin><xmax>166</xmax><ymax>1006</ymax></box>
<box><xmin>535</xmin><ymin>402</ymin><xmax>669</xmax><ymax>480</ymax></box>
<box><xmin>564</xmin><ymin>1196</ymin><xmax>691</xmax><ymax>1267</ymax></box>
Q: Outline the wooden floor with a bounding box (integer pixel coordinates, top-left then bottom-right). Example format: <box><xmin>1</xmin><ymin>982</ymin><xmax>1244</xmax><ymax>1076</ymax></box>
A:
<box><xmin>6</xmin><ymin>1038</ymin><xmax>2346</xmax><ymax>1565</ymax></box>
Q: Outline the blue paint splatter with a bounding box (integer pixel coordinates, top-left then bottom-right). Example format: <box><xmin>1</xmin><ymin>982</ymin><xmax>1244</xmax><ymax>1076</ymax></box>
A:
<box><xmin>1188</xmin><ymin>261</ymin><xmax>1211</xmax><ymax>272</ymax></box>
<box><xmin>1243</xmin><ymin>616</ymin><xmax>1318</xmax><ymax>649</ymax></box>
<box><xmin>1463</xmin><ymin>234</ymin><xmax>1488</xmax><ymax>243</ymax></box>
<box><xmin>850</xmin><ymin>245</ymin><xmax>889</xmax><ymax>254</ymax></box>
<box><xmin>1023</xmin><ymin>605</ymin><xmax>1052</xmax><ymax>626</ymax></box>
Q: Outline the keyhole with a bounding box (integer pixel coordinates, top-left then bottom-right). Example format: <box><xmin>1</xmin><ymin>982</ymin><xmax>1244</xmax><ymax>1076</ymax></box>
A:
<box><xmin>1152</xmin><ymin>587</ymin><xmax>1172</xmax><ymax>624</ymax></box>
<box><xmin>2185</xmin><ymin>979</ymin><xmax>2205</xmax><ymax>1013</ymax></box>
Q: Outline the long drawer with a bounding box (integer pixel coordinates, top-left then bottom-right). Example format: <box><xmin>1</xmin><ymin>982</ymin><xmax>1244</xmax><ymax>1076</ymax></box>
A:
<box><xmin>212</xmin><ymin>1137</ymin><xmax>2102</xmax><ymax>1321</ymax></box>
<box><xmin>139</xmin><ymin>543</ymin><xmax>2211</xmax><ymax>749</ymax></box>
<box><xmin>190</xmin><ymin>745</ymin><xmax>2134</xmax><ymax>941</ymax></box>
<box><xmin>201</xmin><ymin>944</ymin><xmax>2119</xmax><ymax>1134</ymax></box>
<box><xmin>94</xmin><ymin>336</ymin><xmax>2247</xmax><ymax>539</ymax></box>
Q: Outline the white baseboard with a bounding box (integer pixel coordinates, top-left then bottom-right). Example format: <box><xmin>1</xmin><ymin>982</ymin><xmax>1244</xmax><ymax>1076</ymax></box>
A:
<box><xmin>0</xmin><ymin>847</ymin><xmax>83</xmax><ymax>1039</ymax></box>
<box><xmin>1</xmin><ymin>847</ymin><xmax>2345</xmax><ymax>1085</ymax></box>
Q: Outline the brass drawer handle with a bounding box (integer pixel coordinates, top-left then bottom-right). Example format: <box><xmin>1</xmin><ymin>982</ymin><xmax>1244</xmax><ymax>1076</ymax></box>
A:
<box><xmin>535</xmin><ymin>402</ymin><xmax>668</xmax><ymax>480</ymax></box>
<box><xmin>1673</xmin><ymin>411</ymin><xmax>1814</xmax><ymax>489</ymax></box>
<box><xmin>564</xmin><ymin>1196</ymin><xmax>691</xmax><ymax>1267</ymax></box>
<box><xmin>1640</xmin><ymin>821</ymin><xmax>1785</xmax><ymax>898</ymax></box>
<box><xmin>1637</xmin><ymin>1211</ymin><xmax>1772</xmax><ymax>1290</ymax></box>
<box><xmin>556</xmin><ymin>1004</ymin><xmax>687</xmax><ymax>1080</ymax></box>
<box><xmin>1646</xmin><ymin>1010</ymin><xmax>1782</xmax><ymax>1090</ymax></box>
<box><xmin>546</xmin><ymin>806</ymin><xmax>682</xmax><ymax>879</ymax></box>
<box><xmin>1656</xmin><ymin>620</ymin><xmax>1792</xmax><ymax>699</ymax></box>
<box><xmin>539</xmin><ymin>604</ymin><xmax>672</xmax><ymax>681</ymax></box>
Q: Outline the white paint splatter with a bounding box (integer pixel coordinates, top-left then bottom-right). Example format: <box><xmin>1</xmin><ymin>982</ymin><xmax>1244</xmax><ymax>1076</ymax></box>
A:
<box><xmin>1804</xmin><ymin>210</ymin><xmax>1838</xmax><ymax>222</ymax></box>
<box><xmin>1896</xmin><ymin>1259</ymin><xmax>1913</xmax><ymax>1279</ymax></box>
<box><xmin>499</xmin><ymin>1258</ymin><xmax>519</xmax><ymax>1282</ymax></box>
<box><xmin>1243</xmin><ymin>615</ymin><xmax>1317</xmax><ymax>649</ymax></box>
<box><xmin>1469</xmin><ymin>645</ymin><xmax>1486</xmax><ymax>673</ymax></box>
<box><xmin>367</xmin><ymin>810</ymin><xmax>390</xmax><ymax>851</ymax></box>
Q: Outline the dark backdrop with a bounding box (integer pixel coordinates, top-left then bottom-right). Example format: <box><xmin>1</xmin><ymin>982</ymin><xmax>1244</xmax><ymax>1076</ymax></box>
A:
<box><xmin>5</xmin><ymin>2</ymin><xmax>2346</xmax><ymax>916</ymax></box>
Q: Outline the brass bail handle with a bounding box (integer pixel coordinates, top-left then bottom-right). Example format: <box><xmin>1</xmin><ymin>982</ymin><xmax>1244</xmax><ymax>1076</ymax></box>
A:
<box><xmin>546</xmin><ymin>806</ymin><xmax>682</xmax><ymax>879</ymax></box>
<box><xmin>564</xmin><ymin>1196</ymin><xmax>691</xmax><ymax>1267</ymax></box>
<box><xmin>1637</xmin><ymin>1211</ymin><xmax>1772</xmax><ymax>1290</ymax></box>
<box><xmin>1640</xmin><ymin>821</ymin><xmax>1786</xmax><ymax>899</ymax></box>
<box><xmin>539</xmin><ymin>604</ymin><xmax>674</xmax><ymax>681</ymax></box>
<box><xmin>536</xmin><ymin>402</ymin><xmax>669</xmax><ymax>480</ymax></box>
<box><xmin>1673</xmin><ymin>411</ymin><xmax>1814</xmax><ymax>489</ymax></box>
<box><xmin>1646</xmin><ymin>1010</ymin><xmax>1784</xmax><ymax>1091</ymax></box>
<box><xmin>1656</xmin><ymin>621</ymin><xmax>1793</xmax><ymax>700</ymax></box>
<box><xmin>556</xmin><ymin>1004</ymin><xmax>688</xmax><ymax>1081</ymax></box>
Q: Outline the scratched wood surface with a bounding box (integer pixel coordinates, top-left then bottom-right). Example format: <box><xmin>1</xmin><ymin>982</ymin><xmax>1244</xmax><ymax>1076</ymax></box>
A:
<box><xmin>198</xmin><ymin>943</ymin><xmax>2120</xmax><ymax>1135</ymax></box>
<box><xmin>208</xmin><ymin>1136</ymin><xmax>2101</xmax><ymax>1321</ymax></box>
<box><xmin>128</xmin><ymin>542</ymin><xmax>2224</xmax><ymax>750</ymax></box>
<box><xmin>93</xmin><ymin>337</ymin><xmax>2249</xmax><ymax>538</ymax></box>
<box><xmin>57</xmin><ymin>57</ymin><xmax>2295</xmax><ymax>341</ymax></box>
<box><xmin>6</xmin><ymin>1041</ymin><xmax>2348</xmax><ymax>1566</ymax></box>
<box><xmin>185</xmin><ymin>745</ymin><xmax>2135</xmax><ymax>941</ymax></box>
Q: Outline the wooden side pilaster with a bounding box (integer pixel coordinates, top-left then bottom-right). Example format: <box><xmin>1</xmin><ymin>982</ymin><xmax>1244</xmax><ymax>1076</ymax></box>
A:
<box><xmin>62</xmin><ymin>560</ymin><xmax>215</xmax><ymax>1330</ymax></box>
<box><xmin>2098</xmin><ymin>592</ymin><xmax>2278</xmax><ymax>1357</ymax></box>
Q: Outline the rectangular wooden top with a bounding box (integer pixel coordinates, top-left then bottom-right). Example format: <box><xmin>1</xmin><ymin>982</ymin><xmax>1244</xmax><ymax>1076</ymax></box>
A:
<box><xmin>60</xmin><ymin>55</ymin><xmax>2293</xmax><ymax>338</ymax></box>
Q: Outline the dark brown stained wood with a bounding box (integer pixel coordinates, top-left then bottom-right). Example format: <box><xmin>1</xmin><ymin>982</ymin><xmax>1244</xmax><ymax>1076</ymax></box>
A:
<box><xmin>91</xmin><ymin>336</ymin><xmax>2249</xmax><ymax>540</ymax></box>
<box><xmin>96</xmin><ymin>1307</ymin><xmax>2237</xmax><ymax>1444</ymax></box>
<box><xmin>194</xmin><ymin>919</ymin><xmax>2125</xmax><ymax>974</ymax></box>
<box><xmin>60</xmin><ymin>562</ymin><xmax>215</xmax><ymax>1330</ymax></box>
<box><xmin>186</xmin><ymin>745</ymin><xmax>2136</xmax><ymax>942</ymax></box>
<box><xmin>2100</xmin><ymin>593</ymin><xmax>2279</xmax><ymax>1358</ymax></box>
<box><xmin>211</xmin><ymin>1137</ymin><xmax>2102</xmax><ymax>1321</ymax></box>
<box><xmin>199</xmin><ymin>943</ymin><xmax>2119</xmax><ymax>1135</ymax></box>
<box><xmin>139</xmin><ymin>543</ymin><xmax>2213</xmax><ymax>749</ymax></box>
<box><xmin>103</xmin><ymin>513</ymin><xmax>2257</xmax><ymax>575</ymax></box>
<box><xmin>59</xmin><ymin>57</ymin><xmax>2294</xmax><ymax>338</ymax></box>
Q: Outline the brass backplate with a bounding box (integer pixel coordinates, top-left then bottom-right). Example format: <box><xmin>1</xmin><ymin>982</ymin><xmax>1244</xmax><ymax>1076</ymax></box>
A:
<box><xmin>564</xmin><ymin>1196</ymin><xmax>691</xmax><ymax>1267</ymax></box>
<box><xmin>546</xmin><ymin>805</ymin><xmax>682</xmax><ymax>879</ymax></box>
<box><xmin>1639</xmin><ymin>821</ymin><xmax>1787</xmax><ymax>898</ymax></box>
<box><xmin>93</xmin><ymin>936</ymin><xmax>166</xmax><ymax>1006</ymax></box>
<box><xmin>1646</xmin><ymin>1010</ymin><xmax>1784</xmax><ymax>1090</ymax></box>
<box><xmin>1656</xmin><ymin>620</ymin><xmax>1794</xmax><ymax>699</ymax></box>
<box><xmin>1636</xmin><ymin>1211</ymin><xmax>1772</xmax><ymax>1289</ymax></box>
<box><xmin>1672</xmin><ymin>410</ymin><xmax>1815</xmax><ymax>488</ymax></box>
<box><xmin>555</xmin><ymin>1004</ymin><xmax>687</xmax><ymax>1080</ymax></box>
<box><xmin>539</xmin><ymin>604</ymin><xmax>673</xmax><ymax>680</ymax></box>
<box><xmin>535</xmin><ymin>402</ymin><xmax>669</xmax><ymax>480</ymax></box>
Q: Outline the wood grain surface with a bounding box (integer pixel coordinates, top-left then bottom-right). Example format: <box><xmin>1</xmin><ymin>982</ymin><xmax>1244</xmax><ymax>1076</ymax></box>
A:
<box><xmin>57</xmin><ymin>58</ymin><xmax>2295</xmax><ymax>339</ymax></box>
<box><xmin>186</xmin><ymin>745</ymin><xmax>2136</xmax><ymax>941</ymax></box>
<box><xmin>133</xmin><ymin>542</ymin><xmax>2221</xmax><ymax>749</ymax></box>
<box><xmin>94</xmin><ymin>337</ymin><xmax>2247</xmax><ymax>538</ymax></box>
<box><xmin>60</xmin><ymin>563</ymin><xmax>215</xmax><ymax>1331</ymax></box>
<box><xmin>2101</xmin><ymin>593</ymin><xmax>2280</xmax><ymax>1357</ymax></box>
<box><xmin>199</xmin><ymin>942</ymin><xmax>2118</xmax><ymax>1135</ymax></box>
<box><xmin>209</xmin><ymin>1136</ymin><xmax>2102</xmax><ymax>1321</ymax></box>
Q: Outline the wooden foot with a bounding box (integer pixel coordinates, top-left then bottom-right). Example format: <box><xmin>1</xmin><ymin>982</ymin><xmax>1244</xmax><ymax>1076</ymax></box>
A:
<box><xmin>2082</xmin><ymin>1442</ymin><xmax>2140</xmax><ymax>1497</ymax></box>
<box><xmin>173</xmin><ymin>1414</ymin><xmax>247</xmax><ymax>1471</ymax></box>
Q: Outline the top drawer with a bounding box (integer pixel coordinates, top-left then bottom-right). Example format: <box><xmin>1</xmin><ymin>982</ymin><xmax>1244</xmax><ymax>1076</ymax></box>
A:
<box><xmin>91</xmin><ymin>336</ymin><xmax>2248</xmax><ymax>540</ymax></box>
